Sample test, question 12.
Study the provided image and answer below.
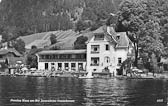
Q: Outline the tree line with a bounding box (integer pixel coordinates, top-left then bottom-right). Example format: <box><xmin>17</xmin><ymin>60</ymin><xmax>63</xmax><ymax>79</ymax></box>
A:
<box><xmin>116</xmin><ymin>0</ymin><xmax>168</xmax><ymax>73</ymax></box>
<box><xmin>0</xmin><ymin>0</ymin><xmax>121</xmax><ymax>43</ymax></box>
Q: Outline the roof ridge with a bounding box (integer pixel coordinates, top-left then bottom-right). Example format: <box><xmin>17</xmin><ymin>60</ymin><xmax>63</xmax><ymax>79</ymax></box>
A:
<box><xmin>106</xmin><ymin>26</ymin><xmax>118</xmax><ymax>43</ymax></box>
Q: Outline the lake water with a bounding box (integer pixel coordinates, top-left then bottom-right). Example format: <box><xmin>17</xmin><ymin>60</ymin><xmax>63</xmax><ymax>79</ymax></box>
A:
<box><xmin>0</xmin><ymin>76</ymin><xmax>168</xmax><ymax>106</ymax></box>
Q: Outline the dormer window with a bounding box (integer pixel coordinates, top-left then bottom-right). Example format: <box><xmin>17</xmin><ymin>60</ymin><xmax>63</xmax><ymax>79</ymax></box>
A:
<box><xmin>116</xmin><ymin>36</ymin><xmax>120</xmax><ymax>40</ymax></box>
<box><xmin>94</xmin><ymin>34</ymin><xmax>104</xmax><ymax>40</ymax></box>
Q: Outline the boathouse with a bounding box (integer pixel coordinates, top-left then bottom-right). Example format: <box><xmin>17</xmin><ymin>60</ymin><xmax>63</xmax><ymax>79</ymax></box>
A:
<box><xmin>37</xmin><ymin>49</ymin><xmax>86</xmax><ymax>71</ymax></box>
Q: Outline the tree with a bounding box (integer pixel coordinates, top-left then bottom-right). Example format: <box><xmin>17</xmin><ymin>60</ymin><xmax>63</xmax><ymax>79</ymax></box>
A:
<box><xmin>50</xmin><ymin>33</ymin><xmax>57</xmax><ymax>45</ymax></box>
<box><xmin>26</xmin><ymin>45</ymin><xmax>42</xmax><ymax>68</ymax></box>
<box><xmin>106</xmin><ymin>14</ymin><xmax>117</xmax><ymax>26</ymax></box>
<box><xmin>12</xmin><ymin>39</ymin><xmax>25</xmax><ymax>54</ymax></box>
<box><xmin>74</xmin><ymin>36</ymin><xmax>88</xmax><ymax>49</ymax></box>
<box><xmin>117</xmin><ymin>0</ymin><xmax>165</xmax><ymax>67</ymax></box>
<box><xmin>0</xmin><ymin>0</ymin><xmax>123</xmax><ymax>36</ymax></box>
<box><xmin>120</xmin><ymin>57</ymin><xmax>134</xmax><ymax>76</ymax></box>
<box><xmin>75</xmin><ymin>20</ymin><xmax>89</xmax><ymax>32</ymax></box>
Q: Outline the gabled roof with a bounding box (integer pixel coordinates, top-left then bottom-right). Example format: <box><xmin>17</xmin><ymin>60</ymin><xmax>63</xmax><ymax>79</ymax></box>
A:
<box><xmin>92</xmin><ymin>25</ymin><xmax>106</xmax><ymax>33</ymax></box>
<box><xmin>86</xmin><ymin>25</ymin><xmax>133</xmax><ymax>48</ymax></box>
<box><xmin>113</xmin><ymin>32</ymin><xmax>130</xmax><ymax>48</ymax></box>
<box><xmin>86</xmin><ymin>26</ymin><xmax>117</xmax><ymax>44</ymax></box>
<box><xmin>0</xmin><ymin>48</ymin><xmax>22</xmax><ymax>57</ymax></box>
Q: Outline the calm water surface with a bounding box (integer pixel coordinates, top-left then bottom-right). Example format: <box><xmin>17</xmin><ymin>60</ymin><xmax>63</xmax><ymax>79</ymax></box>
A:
<box><xmin>0</xmin><ymin>76</ymin><xmax>168</xmax><ymax>106</ymax></box>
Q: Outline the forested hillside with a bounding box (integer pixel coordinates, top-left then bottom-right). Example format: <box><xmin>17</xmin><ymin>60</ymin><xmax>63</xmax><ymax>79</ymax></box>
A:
<box><xmin>0</xmin><ymin>0</ymin><xmax>122</xmax><ymax>42</ymax></box>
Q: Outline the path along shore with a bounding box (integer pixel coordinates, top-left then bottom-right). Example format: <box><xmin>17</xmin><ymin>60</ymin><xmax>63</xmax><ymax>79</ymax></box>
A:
<box><xmin>1</xmin><ymin>71</ymin><xmax>168</xmax><ymax>79</ymax></box>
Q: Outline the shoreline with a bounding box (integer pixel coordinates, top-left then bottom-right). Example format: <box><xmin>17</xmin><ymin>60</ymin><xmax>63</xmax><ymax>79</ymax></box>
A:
<box><xmin>1</xmin><ymin>73</ymin><xmax>168</xmax><ymax>80</ymax></box>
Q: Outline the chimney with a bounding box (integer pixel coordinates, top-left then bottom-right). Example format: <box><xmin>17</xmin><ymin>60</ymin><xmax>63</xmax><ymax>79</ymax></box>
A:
<box><xmin>102</xmin><ymin>25</ymin><xmax>107</xmax><ymax>32</ymax></box>
<box><xmin>107</xmin><ymin>25</ymin><xmax>115</xmax><ymax>35</ymax></box>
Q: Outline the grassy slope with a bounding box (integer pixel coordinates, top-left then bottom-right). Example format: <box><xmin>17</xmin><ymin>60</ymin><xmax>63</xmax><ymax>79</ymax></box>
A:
<box><xmin>20</xmin><ymin>26</ymin><xmax>107</xmax><ymax>50</ymax></box>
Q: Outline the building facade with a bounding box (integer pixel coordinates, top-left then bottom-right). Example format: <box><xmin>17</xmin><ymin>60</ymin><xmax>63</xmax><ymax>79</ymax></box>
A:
<box><xmin>37</xmin><ymin>26</ymin><xmax>133</xmax><ymax>75</ymax></box>
<box><xmin>0</xmin><ymin>48</ymin><xmax>23</xmax><ymax>72</ymax></box>
<box><xmin>86</xmin><ymin>26</ymin><xmax>133</xmax><ymax>75</ymax></box>
<box><xmin>37</xmin><ymin>50</ymin><xmax>86</xmax><ymax>71</ymax></box>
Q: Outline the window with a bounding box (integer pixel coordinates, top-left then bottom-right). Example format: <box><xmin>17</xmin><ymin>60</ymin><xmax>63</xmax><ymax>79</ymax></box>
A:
<box><xmin>60</xmin><ymin>54</ymin><xmax>68</xmax><ymax>59</ymax></box>
<box><xmin>91</xmin><ymin>57</ymin><xmax>99</xmax><ymax>66</ymax></box>
<box><xmin>71</xmin><ymin>54</ymin><xmax>76</xmax><ymax>59</ymax></box>
<box><xmin>48</xmin><ymin>55</ymin><xmax>52</xmax><ymax>59</ymax></box>
<box><xmin>116</xmin><ymin>36</ymin><xmax>120</xmax><ymax>40</ymax></box>
<box><xmin>104</xmin><ymin>56</ymin><xmax>110</xmax><ymax>63</ymax></box>
<box><xmin>78</xmin><ymin>63</ymin><xmax>83</xmax><ymax>70</ymax></box>
<box><xmin>41</xmin><ymin>55</ymin><xmax>44</xmax><ymax>59</ymax></box>
<box><xmin>76</xmin><ymin>54</ymin><xmax>83</xmax><ymax>59</ymax></box>
<box><xmin>105</xmin><ymin>44</ymin><xmax>109</xmax><ymax>50</ymax></box>
<box><xmin>45</xmin><ymin>63</ymin><xmax>48</xmax><ymax>70</ymax></box>
<box><xmin>71</xmin><ymin>63</ymin><xmax>76</xmax><ymax>70</ymax></box>
<box><xmin>53</xmin><ymin>55</ymin><xmax>58</xmax><ymax>59</ymax></box>
<box><xmin>65</xmin><ymin>63</ymin><xmax>69</xmax><ymax>70</ymax></box>
<box><xmin>51</xmin><ymin>63</ymin><xmax>55</xmax><ymax>71</ymax></box>
<box><xmin>65</xmin><ymin>63</ymin><xmax>68</xmax><ymax>67</ymax></box>
<box><xmin>94</xmin><ymin>34</ymin><xmax>104</xmax><ymax>40</ymax></box>
<box><xmin>46</xmin><ymin>55</ymin><xmax>49</xmax><ymax>59</ymax></box>
<box><xmin>118</xmin><ymin>58</ymin><xmax>122</xmax><ymax>65</ymax></box>
<box><xmin>91</xmin><ymin>45</ymin><xmax>100</xmax><ymax>53</ymax></box>
<box><xmin>71</xmin><ymin>63</ymin><xmax>75</xmax><ymax>67</ymax></box>
<box><xmin>58</xmin><ymin>63</ymin><xmax>62</xmax><ymax>70</ymax></box>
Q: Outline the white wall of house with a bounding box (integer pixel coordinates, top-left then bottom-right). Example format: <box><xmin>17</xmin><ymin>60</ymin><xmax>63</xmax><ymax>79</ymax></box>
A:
<box><xmin>37</xmin><ymin>61</ymin><xmax>86</xmax><ymax>71</ymax></box>
<box><xmin>38</xmin><ymin>62</ymin><xmax>45</xmax><ymax>70</ymax></box>
<box><xmin>115</xmin><ymin>48</ymin><xmax>128</xmax><ymax>69</ymax></box>
<box><xmin>86</xmin><ymin>36</ymin><xmax>117</xmax><ymax>75</ymax></box>
<box><xmin>86</xmin><ymin>33</ymin><xmax>133</xmax><ymax>76</ymax></box>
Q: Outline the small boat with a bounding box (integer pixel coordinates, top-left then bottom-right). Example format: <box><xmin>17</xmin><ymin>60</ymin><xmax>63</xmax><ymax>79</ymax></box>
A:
<box><xmin>79</xmin><ymin>71</ymin><xmax>94</xmax><ymax>79</ymax></box>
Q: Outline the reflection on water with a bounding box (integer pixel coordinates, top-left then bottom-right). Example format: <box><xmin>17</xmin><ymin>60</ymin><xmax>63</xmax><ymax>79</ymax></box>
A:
<box><xmin>0</xmin><ymin>76</ymin><xmax>167</xmax><ymax>106</ymax></box>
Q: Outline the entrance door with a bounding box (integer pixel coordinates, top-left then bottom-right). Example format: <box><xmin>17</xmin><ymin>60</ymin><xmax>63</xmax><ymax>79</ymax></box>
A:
<box><xmin>104</xmin><ymin>56</ymin><xmax>110</xmax><ymax>66</ymax></box>
<box><xmin>58</xmin><ymin>63</ymin><xmax>62</xmax><ymax>70</ymax></box>
<box><xmin>71</xmin><ymin>63</ymin><xmax>76</xmax><ymax>71</ymax></box>
<box><xmin>78</xmin><ymin>63</ymin><xmax>83</xmax><ymax>71</ymax></box>
<box><xmin>65</xmin><ymin>63</ymin><xmax>69</xmax><ymax>71</ymax></box>
<box><xmin>45</xmin><ymin>63</ymin><xmax>48</xmax><ymax>70</ymax></box>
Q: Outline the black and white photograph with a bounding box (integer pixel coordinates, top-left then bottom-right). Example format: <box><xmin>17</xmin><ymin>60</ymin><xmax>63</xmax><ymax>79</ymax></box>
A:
<box><xmin>0</xmin><ymin>0</ymin><xmax>168</xmax><ymax>106</ymax></box>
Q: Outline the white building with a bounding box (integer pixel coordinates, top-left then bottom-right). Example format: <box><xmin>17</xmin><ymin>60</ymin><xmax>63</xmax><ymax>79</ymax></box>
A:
<box><xmin>37</xmin><ymin>49</ymin><xmax>86</xmax><ymax>71</ymax></box>
<box><xmin>86</xmin><ymin>26</ymin><xmax>133</xmax><ymax>76</ymax></box>
<box><xmin>36</xmin><ymin>26</ymin><xmax>133</xmax><ymax>75</ymax></box>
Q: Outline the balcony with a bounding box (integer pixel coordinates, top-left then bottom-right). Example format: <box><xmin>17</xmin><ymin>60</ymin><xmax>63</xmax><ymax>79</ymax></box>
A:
<box><xmin>91</xmin><ymin>51</ymin><xmax>99</xmax><ymax>54</ymax></box>
<box><xmin>94</xmin><ymin>34</ymin><xmax>104</xmax><ymax>40</ymax></box>
<box><xmin>39</xmin><ymin>58</ymin><xmax>86</xmax><ymax>62</ymax></box>
<box><xmin>117</xmin><ymin>63</ymin><xmax>122</xmax><ymax>66</ymax></box>
<box><xmin>90</xmin><ymin>64</ymin><xmax>99</xmax><ymax>66</ymax></box>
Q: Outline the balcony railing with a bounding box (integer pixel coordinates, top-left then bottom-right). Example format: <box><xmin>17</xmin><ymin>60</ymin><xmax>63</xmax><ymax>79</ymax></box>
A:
<box><xmin>39</xmin><ymin>58</ymin><xmax>86</xmax><ymax>62</ymax></box>
<box><xmin>91</xmin><ymin>51</ymin><xmax>99</xmax><ymax>54</ymax></box>
<box><xmin>117</xmin><ymin>63</ymin><xmax>122</xmax><ymax>66</ymax></box>
<box><xmin>90</xmin><ymin>64</ymin><xmax>99</xmax><ymax>66</ymax></box>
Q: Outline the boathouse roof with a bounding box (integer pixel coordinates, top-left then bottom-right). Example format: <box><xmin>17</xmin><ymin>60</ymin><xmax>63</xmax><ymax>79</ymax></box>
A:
<box><xmin>38</xmin><ymin>49</ymin><xmax>86</xmax><ymax>55</ymax></box>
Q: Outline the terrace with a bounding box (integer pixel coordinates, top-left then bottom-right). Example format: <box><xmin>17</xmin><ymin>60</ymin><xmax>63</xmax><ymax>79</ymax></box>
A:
<box><xmin>38</xmin><ymin>49</ymin><xmax>87</xmax><ymax>62</ymax></box>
